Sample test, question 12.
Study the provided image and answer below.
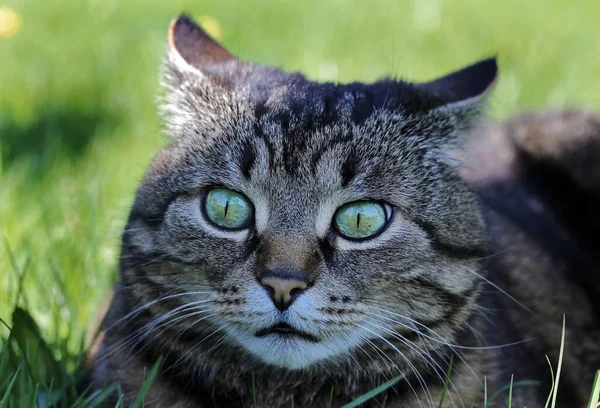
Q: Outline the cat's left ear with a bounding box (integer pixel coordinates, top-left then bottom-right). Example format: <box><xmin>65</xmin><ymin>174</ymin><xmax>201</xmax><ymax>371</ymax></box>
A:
<box><xmin>167</xmin><ymin>15</ymin><xmax>236</xmax><ymax>75</ymax></box>
<box><xmin>415</xmin><ymin>58</ymin><xmax>498</xmax><ymax>111</ymax></box>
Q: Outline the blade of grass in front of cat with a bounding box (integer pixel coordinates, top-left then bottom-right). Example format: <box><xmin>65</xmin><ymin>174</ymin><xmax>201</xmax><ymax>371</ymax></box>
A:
<box><xmin>78</xmin><ymin>384</ymin><xmax>118</xmax><ymax>408</ymax></box>
<box><xmin>114</xmin><ymin>393</ymin><xmax>125</xmax><ymax>408</ymax></box>
<box><xmin>71</xmin><ymin>381</ymin><xmax>99</xmax><ymax>407</ymax></box>
<box><xmin>483</xmin><ymin>376</ymin><xmax>488</xmax><ymax>408</ymax></box>
<box><xmin>544</xmin><ymin>355</ymin><xmax>556</xmax><ymax>408</ymax></box>
<box><xmin>508</xmin><ymin>375</ymin><xmax>514</xmax><ymax>408</ymax></box>
<box><xmin>437</xmin><ymin>354</ymin><xmax>454</xmax><ymax>408</ymax></box>
<box><xmin>550</xmin><ymin>315</ymin><xmax>566</xmax><ymax>408</ymax></box>
<box><xmin>586</xmin><ymin>370</ymin><xmax>600</xmax><ymax>408</ymax></box>
<box><xmin>487</xmin><ymin>379</ymin><xmax>540</xmax><ymax>404</ymax></box>
<box><xmin>341</xmin><ymin>374</ymin><xmax>404</xmax><ymax>408</ymax></box>
<box><xmin>114</xmin><ymin>384</ymin><xmax>125</xmax><ymax>408</ymax></box>
<box><xmin>129</xmin><ymin>358</ymin><xmax>161</xmax><ymax>408</ymax></box>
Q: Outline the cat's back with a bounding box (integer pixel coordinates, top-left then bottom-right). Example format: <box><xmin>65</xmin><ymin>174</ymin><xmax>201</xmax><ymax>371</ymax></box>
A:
<box><xmin>462</xmin><ymin>110</ymin><xmax>600</xmax><ymax>407</ymax></box>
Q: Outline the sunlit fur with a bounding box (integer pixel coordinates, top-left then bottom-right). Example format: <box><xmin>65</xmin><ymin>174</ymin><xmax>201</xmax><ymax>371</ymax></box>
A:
<box><xmin>88</xmin><ymin>17</ymin><xmax>600</xmax><ymax>408</ymax></box>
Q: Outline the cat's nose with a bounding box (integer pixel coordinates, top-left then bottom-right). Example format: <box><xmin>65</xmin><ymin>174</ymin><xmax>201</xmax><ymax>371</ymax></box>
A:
<box><xmin>261</xmin><ymin>270</ymin><xmax>308</xmax><ymax>312</ymax></box>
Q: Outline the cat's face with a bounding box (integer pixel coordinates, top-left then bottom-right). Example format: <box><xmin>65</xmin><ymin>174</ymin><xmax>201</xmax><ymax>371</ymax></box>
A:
<box><xmin>121</xmin><ymin>17</ymin><xmax>495</xmax><ymax>371</ymax></box>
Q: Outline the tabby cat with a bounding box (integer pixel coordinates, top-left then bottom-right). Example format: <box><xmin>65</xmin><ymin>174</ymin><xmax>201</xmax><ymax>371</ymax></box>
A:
<box><xmin>88</xmin><ymin>16</ymin><xmax>600</xmax><ymax>407</ymax></box>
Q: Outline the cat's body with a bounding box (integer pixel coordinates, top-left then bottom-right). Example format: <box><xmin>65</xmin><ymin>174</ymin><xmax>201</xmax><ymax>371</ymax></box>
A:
<box><xmin>88</xmin><ymin>17</ymin><xmax>600</xmax><ymax>407</ymax></box>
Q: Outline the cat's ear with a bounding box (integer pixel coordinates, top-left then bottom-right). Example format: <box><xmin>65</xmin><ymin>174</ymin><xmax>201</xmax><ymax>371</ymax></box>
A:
<box><xmin>167</xmin><ymin>15</ymin><xmax>235</xmax><ymax>75</ymax></box>
<box><xmin>161</xmin><ymin>16</ymin><xmax>238</xmax><ymax>138</ymax></box>
<box><xmin>415</xmin><ymin>58</ymin><xmax>498</xmax><ymax>110</ymax></box>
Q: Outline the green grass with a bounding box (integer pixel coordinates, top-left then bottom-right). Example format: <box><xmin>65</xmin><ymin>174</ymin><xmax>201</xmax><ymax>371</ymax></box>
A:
<box><xmin>1</xmin><ymin>0</ymin><xmax>600</xmax><ymax>406</ymax></box>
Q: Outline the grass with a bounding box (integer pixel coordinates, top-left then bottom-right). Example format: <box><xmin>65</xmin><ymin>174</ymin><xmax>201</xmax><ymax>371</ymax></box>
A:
<box><xmin>1</xmin><ymin>0</ymin><xmax>600</xmax><ymax>406</ymax></box>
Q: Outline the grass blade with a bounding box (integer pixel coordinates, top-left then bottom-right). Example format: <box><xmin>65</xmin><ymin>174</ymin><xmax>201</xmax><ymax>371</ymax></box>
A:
<box><xmin>482</xmin><ymin>376</ymin><xmax>488</xmax><ymax>408</ymax></box>
<box><xmin>129</xmin><ymin>358</ymin><xmax>161</xmax><ymax>408</ymax></box>
<box><xmin>329</xmin><ymin>386</ymin><xmax>334</xmax><ymax>408</ymax></box>
<box><xmin>438</xmin><ymin>354</ymin><xmax>454</xmax><ymax>408</ymax></box>
<box><xmin>508</xmin><ymin>375</ymin><xmax>514</xmax><ymax>408</ymax></box>
<box><xmin>0</xmin><ymin>366</ymin><xmax>21</xmax><ymax>407</ymax></box>
<box><xmin>544</xmin><ymin>355</ymin><xmax>556</xmax><ymax>408</ymax></box>
<box><xmin>79</xmin><ymin>384</ymin><xmax>118</xmax><ymax>408</ymax></box>
<box><xmin>587</xmin><ymin>370</ymin><xmax>600</xmax><ymax>408</ymax></box>
<box><xmin>488</xmin><ymin>379</ymin><xmax>540</xmax><ymax>404</ymax></box>
<box><xmin>341</xmin><ymin>374</ymin><xmax>404</xmax><ymax>408</ymax></box>
<box><xmin>550</xmin><ymin>315</ymin><xmax>566</xmax><ymax>408</ymax></box>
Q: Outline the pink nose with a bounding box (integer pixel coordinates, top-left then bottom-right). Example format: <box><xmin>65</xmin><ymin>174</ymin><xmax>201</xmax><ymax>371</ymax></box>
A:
<box><xmin>261</xmin><ymin>275</ymin><xmax>308</xmax><ymax>311</ymax></box>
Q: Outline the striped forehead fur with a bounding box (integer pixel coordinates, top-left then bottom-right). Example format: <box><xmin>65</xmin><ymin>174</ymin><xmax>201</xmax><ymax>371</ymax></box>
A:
<box><xmin>160</xmin><ymin>59</ymin><xmax>483</xmax><ymax>192</ymax></box>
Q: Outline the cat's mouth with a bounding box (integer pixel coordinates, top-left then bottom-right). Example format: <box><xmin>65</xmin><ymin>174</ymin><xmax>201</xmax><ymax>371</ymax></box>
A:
<box><xmin>255</xmin><ymin>323</ymin><xmax>319</xmax><ymax>343</ymax></box>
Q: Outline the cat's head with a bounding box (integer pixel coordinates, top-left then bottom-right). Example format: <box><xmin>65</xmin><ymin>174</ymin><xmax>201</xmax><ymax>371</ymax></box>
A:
<box><xmin>121</xmin><ymin>16</ymin><xmax>496</xmax><ymax>372</ymax></box>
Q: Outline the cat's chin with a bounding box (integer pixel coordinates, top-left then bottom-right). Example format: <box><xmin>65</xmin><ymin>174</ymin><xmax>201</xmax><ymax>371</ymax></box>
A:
<box><xmin>231</xmin><ymin>327</ymin><xmax>366</xmax><ymax>370</ymax></box>
<box><xmin>247</xmin><ymin>335</ymin><xmax>324</xmax><ymax>369</ymax></box>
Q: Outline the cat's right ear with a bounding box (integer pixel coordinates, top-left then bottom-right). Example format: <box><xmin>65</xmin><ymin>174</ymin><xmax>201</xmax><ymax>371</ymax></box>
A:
<box><xmin>167</xmin><ymin>15</ymin><xmax>235</xmax><ymax>75</ymax></box>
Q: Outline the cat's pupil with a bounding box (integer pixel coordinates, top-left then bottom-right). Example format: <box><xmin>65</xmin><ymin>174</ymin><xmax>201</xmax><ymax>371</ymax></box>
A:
<box><xmin>333</xmin><ymin>201</ymin><xmax>390</xmax><ymax>240</ymax></box>
<box><xmin>204</xmin><ymin>188</ymin><xmax>253</xmax><ymax>230</ymax></box>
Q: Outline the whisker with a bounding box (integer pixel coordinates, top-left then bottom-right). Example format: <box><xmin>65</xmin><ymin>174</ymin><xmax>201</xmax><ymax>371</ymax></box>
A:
<box><xmin>356</xmin><ymin>324</ymin><xmax>430</xmax><ymax>408</ymax></box>
<box><xmin>99</xmin><ymin>300</ymin><xmax>214</xmax><ymax>361</ymax></box>
<box><xmin>465</xmin><ymin>267</ymin><xmax>535</xmax><ymax>315</ymax></box>
<box><xmin>104</xmin><ymin>291</ymin><xmax>213</xmax><ymax>332</ymax></box>
<box><xmin>364</xmin><ymin>306</ymin><xmax>481</xmax><ymax>385</ymax></box>
<box><xmin>165</xmin><ymin>324</ymin><xmax>227</xmax><ymax>371</ymax></box>
<box><xmin>362</xmin><ymin>317</ymin><xmax>461</xmax><ymax>408</ymax></box>
<box><xmin>353</xmin><ymin>332</ymin><xmax>405</xmax><ymax>403</ymax></box>
<box><xmin>123</xmin><ymin>312</ymin><xmax>219</xmax><ymax>367</ymax></box>
<box><xmin>367</xmin><ymin>305</ymin><xmax>537</xmax><ymax>350</ymax></box>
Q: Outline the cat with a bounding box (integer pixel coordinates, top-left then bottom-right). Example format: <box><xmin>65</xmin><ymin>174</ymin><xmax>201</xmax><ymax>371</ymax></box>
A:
<box><xmin>87</xmin><ymin>15</ymin><xmax>600</xmax><ymax>407</ymax></box>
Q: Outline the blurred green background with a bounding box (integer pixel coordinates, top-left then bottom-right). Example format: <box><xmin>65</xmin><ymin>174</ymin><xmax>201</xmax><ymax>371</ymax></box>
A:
<box><xmin>0</xmin><ymin>0</ymin><xmax>599</xmax><ymax>402</ymax></box>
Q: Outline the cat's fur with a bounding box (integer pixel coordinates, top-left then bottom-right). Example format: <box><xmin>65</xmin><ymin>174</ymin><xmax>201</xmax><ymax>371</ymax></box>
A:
<box><xmin>88</xmin><ymin>16</ymin><xmax>600</xmax><ymax>407</ymax></box>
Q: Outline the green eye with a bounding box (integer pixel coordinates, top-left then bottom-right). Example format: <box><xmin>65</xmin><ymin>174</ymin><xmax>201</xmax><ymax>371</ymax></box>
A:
<box><xmin>333</xmin><ymin>201</ymin><xmax>392</xmax><ymax>240</ymax></box>
<box><xmin>203</xmin><ymin>188</ymin><xmax>253</xmax><ymax>230</ymax></box>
